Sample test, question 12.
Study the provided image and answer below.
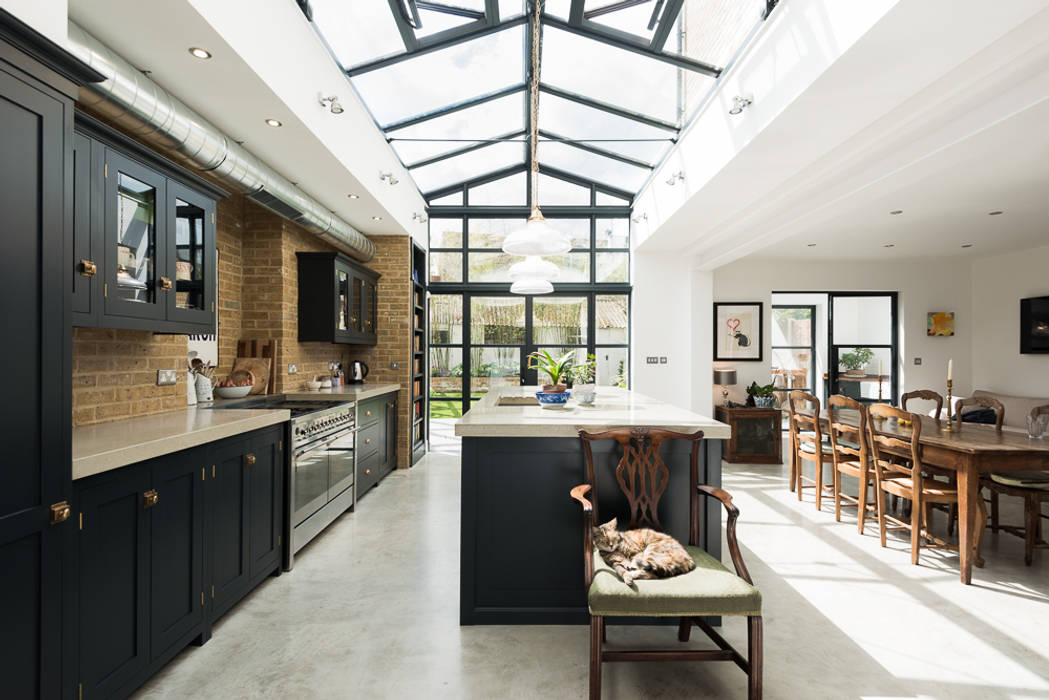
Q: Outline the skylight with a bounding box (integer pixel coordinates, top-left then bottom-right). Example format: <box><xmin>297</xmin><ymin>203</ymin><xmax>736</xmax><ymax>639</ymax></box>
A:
<box><xmin>307</xmin><ymin>0</ymin><xmax>776</xmax><ymax>203</ymax></box>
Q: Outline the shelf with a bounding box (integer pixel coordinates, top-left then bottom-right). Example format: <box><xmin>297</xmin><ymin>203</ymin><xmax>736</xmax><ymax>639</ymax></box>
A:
<box><xmin>414</xmin><ymin>304</ymin><xmax>424</xmax><ymax>312</ymax></box>
<box><xmin>413</xmin><ymin>395</ymin><xmax>424</xmax><ymax>402</ymax></box>
<box><xmin>413</xmin><ymin>418</ymin><xmax>425</xmax><ymax>426</ymax></box>
<box><xmin>414</xmin><ymin>327</ymin><xmax>424</xmax><ymax>334</ymax></box>
<box><xmin>413</xmin><ymin>373</ymin><xmax>423</xmax><ymax>380</ymax></box>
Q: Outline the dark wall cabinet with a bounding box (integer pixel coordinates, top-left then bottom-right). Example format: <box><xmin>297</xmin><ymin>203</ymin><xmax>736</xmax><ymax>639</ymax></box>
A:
<box><xmin>74</xmin><ymin>426</ymin><xmax>283</xmax><ymax>699</ymax></box>
<box><xmin>357</xmin><ymin>394</ymin><xmax>397</xmax><ymax>498</ymax></box>
<box><xmin>71</xmin><ymin>116</ymin><xmax>224</xmax><ymax>334</ymax></box>
<box><xmin>297</xmin><ymin>252</ymin><xmax>380</xmax><ymax>345</ymax></box>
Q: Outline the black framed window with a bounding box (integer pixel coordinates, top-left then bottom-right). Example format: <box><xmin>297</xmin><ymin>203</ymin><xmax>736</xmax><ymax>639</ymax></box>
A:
<box><xmin>771</xmin><ymin>305</ymin><xmax>816</xmax><ymax>394</ymax></box>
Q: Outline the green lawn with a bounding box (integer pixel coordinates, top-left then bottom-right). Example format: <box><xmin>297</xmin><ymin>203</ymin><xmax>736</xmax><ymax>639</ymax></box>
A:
<box><xmin>429</xmin><ymin>391</ymin><xmax>465</xmax><ymax>419</ymax></box>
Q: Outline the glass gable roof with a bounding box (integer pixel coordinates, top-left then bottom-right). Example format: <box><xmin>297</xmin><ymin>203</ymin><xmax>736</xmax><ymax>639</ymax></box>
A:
<box><xmin>308</xmin><ymin>0</ymin><xmax>776</xmax><ymax>202</ymax></box>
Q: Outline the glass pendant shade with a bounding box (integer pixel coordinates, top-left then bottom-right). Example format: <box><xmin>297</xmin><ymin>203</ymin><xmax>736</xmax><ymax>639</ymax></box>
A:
<box><xmin>502</xmin><ymin>207</ymin><xmax>572</xmax><ymax>256</ymax></box>
<box><xmin>509</xmin><ymin>255</ymin><xmax>559</xmax><ymax>282</ymax></box>
<box><xmin>510</xmin><ymin>278</ymin><xmax>554</xmax><ymax>295</ymax></box>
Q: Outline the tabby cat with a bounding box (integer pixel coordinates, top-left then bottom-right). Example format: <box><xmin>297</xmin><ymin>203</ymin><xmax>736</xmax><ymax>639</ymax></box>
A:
<box><xmin>592</xmin><ymin>518</ymin><xmax>696</xmax><ymax>585</ymax></box>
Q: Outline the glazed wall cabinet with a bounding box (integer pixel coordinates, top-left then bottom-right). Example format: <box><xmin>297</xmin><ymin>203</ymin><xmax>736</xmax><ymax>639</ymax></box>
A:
<box><xmin>297</xmin><ymin>251</ymin><xmax>380</xmax><ymax>345</ymax></box>
<box><xmin>71</xmin><ymin>114</ymin><xmax>226</xmax><ymax>333</ymax></box>
<box><xmin>74</xmin><ymin>426</ymin><xmax>282</xmax><ymax>699</ymax></box>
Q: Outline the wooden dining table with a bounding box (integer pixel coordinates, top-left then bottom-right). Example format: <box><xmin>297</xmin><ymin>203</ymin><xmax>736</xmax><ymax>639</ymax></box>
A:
<box><xmin>805</xmin><ymin>411</ymin><xmax>1049</xmax><ymax>584</ymax></box>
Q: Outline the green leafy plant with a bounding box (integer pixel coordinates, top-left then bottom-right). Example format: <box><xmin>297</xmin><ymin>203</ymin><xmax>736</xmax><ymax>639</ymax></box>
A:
<box><xmin>527</xmin><ymin>349</ymin><xmax>574</xmax><ymax>390</ymax></box>
<box><xmin>840</xmin><ymin>347</ymin><xmax>874</xmax><ymax>372</ymax></box>
<box><xmin>569</xmin><ymin>353</ymin><xmax>597</xmax><ymax>386</ymax></box>
<box><xmin>746</xmin><ymin>381</ymin><xmax>776</xmax><ymax>398</ymax></box>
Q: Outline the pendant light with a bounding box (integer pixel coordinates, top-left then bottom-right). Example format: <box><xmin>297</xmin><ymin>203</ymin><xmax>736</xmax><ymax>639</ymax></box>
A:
<box><xmin>503</xmin><ymin>0</ymin><xmax>570</xmax><ymax>290</ymax></box>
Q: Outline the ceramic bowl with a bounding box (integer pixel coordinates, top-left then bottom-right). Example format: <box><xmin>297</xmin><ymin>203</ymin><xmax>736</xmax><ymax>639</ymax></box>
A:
<box><xmin>536</xmin><ymin>391</ymin><xmax>570</xmax><ymax>408</ymax></box>
<box><xmin>573</xmin><ymin>387</ymin><xmax>597</xmax><ymax>405</ymax></box>
<box><xmin>306</xmin><ymin>380</ymin><xmax>323</xmax><ymax>391</ymax></box>
<box><xmin>214</xmin><ymin>385</ymin><xmax>252</xmax><ymax>399</ymax></box>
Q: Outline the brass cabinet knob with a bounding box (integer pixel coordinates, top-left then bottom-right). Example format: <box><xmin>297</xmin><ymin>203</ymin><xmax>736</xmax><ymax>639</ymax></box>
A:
<box><xmin>49</xmin><ymin>501</ymin><xmax>71</xmax><ymax>525</ymax></box>
<box><xmin>159</xmin><ymin>276</ymin><xmax>173</xmax><ymax>291</ymax></box>
<box><xmin>365</xmin><ymin>410</ymin><xmax>372</xmax><ymax>417</ymax></box>
<box><xmin>79</xmin><ymin>259</ymin><xmax>97</xmax><ymax>277</ymax></box>
<box><xmin>365</xmin><ymin>469</ymin><xmax>371</xmax><ymax>475</ymax></box>
<box><xmin>143</xmin><ymin>489</ymin><xmax>159</xmax><ymax>509</ymax></box>
<box><xmin>245</xmin><ymin>453</ymin><xmax>256</xmax><ymax>467</ymax></box>
<box><xmin>365</xmin><ymin>438</ymin><xmax>371</xmax><ymax>445</ymax></box>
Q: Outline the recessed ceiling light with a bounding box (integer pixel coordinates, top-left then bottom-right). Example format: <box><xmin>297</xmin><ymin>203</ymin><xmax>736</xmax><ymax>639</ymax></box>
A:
<box><xmin>889</xmin><ymin>210</ymin><xmax>903</xmax><ymax>215</ymax></box>
<box><xmin>347</xmin><ymin>193</ymin><xmax>360</xmax><ymax>199</ymax></box>
<box><xmin>961</xmin><ymin>244</ymin><xmax>973</xmax><ymax>248</ymax></box>
<box><xmin>188</xmin><ymin>47</ymin><xmax>212</xmax><ymax>59</ymax></box>
<box><xmin>371</xmin><ymin>216</ymin><xmax>383</xmax><ymax>221</ymax></box>
<box><xmin>807</xmin><ymin>243</ymin><xmax>816</xmax><ymax>247</ymax></box>
<box><xmin>265</xmin><ymin>119</ymin><xmax>282</xmax><ymax>128</ymax></box>
<box><xmin>883</xmin><ymin>244</ymin><xmax>895</xmax><ymax>248</ymax></box>
<box><xmin>988</xmin><ymin>210</ymin><xmax>1003</xmax><ymax>215</ymax></box>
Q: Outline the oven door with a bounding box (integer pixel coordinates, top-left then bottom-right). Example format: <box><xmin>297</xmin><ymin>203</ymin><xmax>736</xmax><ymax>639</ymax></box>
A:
<box><xmin>328</xmin><ymin>429</ymin><xmax>356</xmax><ymax>501</ymax></box>
<box><xmin>292</xmin><ymin>437</ymin><xmax>333</xmax><ymax>526</ymax></box>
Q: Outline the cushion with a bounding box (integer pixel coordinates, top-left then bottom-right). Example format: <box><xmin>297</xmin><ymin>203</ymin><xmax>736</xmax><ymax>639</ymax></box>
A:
<box><xmin>588</xmin><ymin>546</ymin><xmax>761</xmax><ymax>617</ymax></box>
<box><xmin>799</xmin><ymin>440</ymin><xmax>833</xmax><ymax>455</ymax></box>
<box><xmin>973</xmin><ymin>390</ymin><xmax>1049</xmax><ymax>430</ymax></box>
<box><xmin>961</xmin><ymin>407</ymin><xmax>998</xmax><ymax>424</ymax></box>
<box><xmin>990</xmin><ymin>471</ymin><xmax>1049</xmax><ymax>490</ymax></box>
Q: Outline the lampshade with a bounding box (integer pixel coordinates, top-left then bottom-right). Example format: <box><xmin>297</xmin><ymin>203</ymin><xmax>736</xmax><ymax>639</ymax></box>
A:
<box><xmin>502</xmin><ymin>208</ymin><xmax>571</xmax><ymax>257</ymax></box>
<box><xmin>713</xmin><ymin>368</ymin><xmax>737</xmax><ymax>385</ymax></box>
<box><xmin>510</xmin><ymin>278</ymin><xmax>554</xmax><ymax>295</ymax></box>
<box><xmin>509</xmin><ymin>256</ymin><xmax>559</xmax><ymax>282</ymax></box>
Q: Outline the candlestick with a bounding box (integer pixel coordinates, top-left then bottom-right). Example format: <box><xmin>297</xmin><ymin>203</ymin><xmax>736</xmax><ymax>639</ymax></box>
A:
<box><xmin>941</xmin><ymin>378</ymin><xmax>960</xmax><ymax>433</ymax></box>
<box><xmin>948</xmin><ymin>358</ymin><xmax>953</xmax><ymax>382</ymax></box>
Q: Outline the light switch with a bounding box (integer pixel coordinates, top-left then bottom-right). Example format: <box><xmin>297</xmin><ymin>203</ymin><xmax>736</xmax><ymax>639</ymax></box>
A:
<box><xmin>659</xmin><ymin>357</ymin><xmax>668</xmax><ymax>364</ymax></box>
<box><xmin>646</xmin><ymin>356</ymin><xmax>658</xmax><ymax>364</ymax></box>
<box><xmin>391</xmin><ymin>361</ymin><xmax>399</xmax><ymax>370</ymax></box>
<box><xmin>156</xmin><ymin>369</ymin><xmax>177</xmax><ymax>386</ymax></box>
<box><xmin>914</xmin><ymin>358</ymin><xmax>922</xmax><ymax>366</ymax></box>
<box><xmin>288</xmin><ymin>364</ymin><xmax>298</xmax><ymax>374</ymax></box>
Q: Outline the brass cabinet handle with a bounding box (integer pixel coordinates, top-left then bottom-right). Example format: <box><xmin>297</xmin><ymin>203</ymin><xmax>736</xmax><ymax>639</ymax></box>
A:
<box><xmin>79</xmin><ymin>259</ymin><xmax>97</xmax><ymax>277</ymax></box>
<box><xmin>50</xmin><ymin>501</ymin><xmax>71</xmax><ymax>525</ymax></box>
<box><xmin>143</xmin><ymin>489</ymin><xmax>159</xmax><ymax>509</ymax></box>
<box><xmin>365</xmin><ymin>438</ymin><xmax>371</xmax><ymax>445</ymax></box>
<box><xmin>365</xmin><ymin>410</ymin><xmax>372</xmax><ymax>417</ymax></box>
<box><xmin>365</xmin><ymin>469</ymin><xmax>371</xmax><ymax>475</ymax></box>
<box><xmin>245</xmin><ymin>453</ymin><xmax>256</xmax><ymax>467</ymax></box>
<box><xmin>159</xmin><ymin>276</ymin><xmax>173</xmax><ymax>291</ymax></box>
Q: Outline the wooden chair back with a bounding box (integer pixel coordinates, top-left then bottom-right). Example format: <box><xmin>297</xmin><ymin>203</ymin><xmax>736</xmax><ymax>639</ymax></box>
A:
<box><xmin>579</xmin><ymin>427</ymin><xmax>705</xmax><ymax>544</ymax></box>
<box><xmin>788</xmin><ymin>391</ymin><xmax>823</xmax><ymax>456</ymax></box>
<box><xmin>954</xmin><ymin>396</ymin><xmax>1005</xmax><ymax>431</ymax></box>
<box><xmin>901</xmin><ymin>389</ymin><xmax>944</xmax><ymax>420</ymax></box>
<box><xmin>1031</xmin><ymin>404</ymin><xmax>1049</xmax><ymax>419</ymax></box>
<box><xmin>867</xmin><ymin>404</ymin><xmax>922</xmax><ymax>481</ymax></box>
<box><xmin>826</xmin><ymin>395</ymin><xmax>868</xmax><ymax>466</ymax></box>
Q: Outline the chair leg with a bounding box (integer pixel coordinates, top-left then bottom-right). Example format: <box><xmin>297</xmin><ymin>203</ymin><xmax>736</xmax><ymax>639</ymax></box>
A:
<box><xmin>1025</xmin><ymin>495</ymin><xmax>1036</xmax><ymax>567</ymax></box>
<box><xmin>748</xmin><ymin>616</ymin><xmax>763</xmax><ymax>700</ymax></box>
<box><xmin>815</xmin><ymin>459</ymin><xmax>824</xmax><ymax>511</ymax></box>
<box><xmin>796</xmin><ymin>457</ymin><xmax>803</xmax><ymax>501</ymax></box>
<box><xmin>974</xmin><ymin>495</ymin><xmax>987</xmax><ymax>568</ymax></box>
<box><xmin>857</xmin><ymin>475</ymin><xmax>869</xmax><ymax>535</ymax></box>
<box><xmin>788</xmin><ymin>445</ymin><xmax>796</xmax><ymax>493</ymax></box>
<box><xmin>990</xmin><ymin>490</ymin><xmax>1000</xmax><ymax>533</ymax></box>
<box><xmin>910</xmin><ymin>494</ymin><xmax>922</xmax><ymax>565</ymax></box>
<box><xmin>601</xmin><ymin>617</ymin><xmax>607</xmax><ymax>643</ymax></box>
<box><xmin>678</xmin><ymin>617</ymin><xmax>691</xmax><ymax>642</ymax></box>
<box><xmin>589</xmin><ymin>616</ymin><xmax>602</xmax><ymax>700</ymax></box>
<box><xmin>878</xmin><ymin>487</ymin><xmax>888</xmax><ymax>548</ymax></box>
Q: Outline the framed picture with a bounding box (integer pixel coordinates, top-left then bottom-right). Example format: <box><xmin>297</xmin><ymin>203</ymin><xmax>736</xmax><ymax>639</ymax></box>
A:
<box><xmin>927</xmin><ymin>311</ymin><xmax>955</xmax><ymax>336</ymax></box>
<box><xmin>714</xmin><ymin>302</ymin><xmax>763</xmax><ymax>362</ymax></box>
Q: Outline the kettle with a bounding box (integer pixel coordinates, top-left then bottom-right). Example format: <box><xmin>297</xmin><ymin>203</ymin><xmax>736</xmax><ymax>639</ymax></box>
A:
<box><xmin>349</xmin><ymin>360</ymin><xmax>369</xmax><ymax>384</ymax></box>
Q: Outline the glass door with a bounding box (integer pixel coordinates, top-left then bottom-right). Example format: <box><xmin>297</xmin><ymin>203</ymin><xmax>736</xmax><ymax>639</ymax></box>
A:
<box><xmin>104</xmin><ymin>150</ymin><xmax>167</xmax><ymax>320</ymax></box>
<box><xmin>167</xmin><ymin>181</ymin><xmax>215</xmax><ymax>325</ymax></box>
<box><xmin>527</xmin><ymin>295</ymin><xmax>589</xmax><ymax>386</ymax></box>
<box><xmin>828</xmin><ymin>293</ymin><xmax>898</xmax><ymax>404</ymax></box>
<box><xmin>469</xmin><ymin>295</ymin><xmax>526</xmax><ymax>401</ymax></box>
<box><xmin>771</xmin><ymin>305</ymin><xmax>816</xmax><ymax>404</ymax></box>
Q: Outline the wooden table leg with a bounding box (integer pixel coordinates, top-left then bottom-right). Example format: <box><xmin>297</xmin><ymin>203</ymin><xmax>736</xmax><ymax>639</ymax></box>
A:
<box><xmin>957</xmin><ymin>463</ymin><xmax>978</xmax><ymax>585</ymax></box>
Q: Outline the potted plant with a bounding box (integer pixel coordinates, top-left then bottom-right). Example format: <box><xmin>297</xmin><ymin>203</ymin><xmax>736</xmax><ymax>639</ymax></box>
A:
<box><xmin>839</xmin><ymin>347</ymin><xmax>874</xmax><ymax>376</ymax></box>
<box><xmin>527</xmin><ymin>349</ymin><xmax>574</xmax><ymax>407</ymax></box>
<box><xmin>569</xmin><ymin>353</ymin><xmax>597</xmax><ymax>405</ymax></box>
<box><xmin>746</xmin><ymin>381</ymin><xmax>777</xmax><ymax>408</ymax></box>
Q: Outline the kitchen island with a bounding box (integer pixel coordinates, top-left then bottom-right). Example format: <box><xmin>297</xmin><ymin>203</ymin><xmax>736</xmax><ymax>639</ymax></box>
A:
<box><xmin>455</xmin><ymin>386</ymin><xmax>730</xmax><ymax>625</ymax></box>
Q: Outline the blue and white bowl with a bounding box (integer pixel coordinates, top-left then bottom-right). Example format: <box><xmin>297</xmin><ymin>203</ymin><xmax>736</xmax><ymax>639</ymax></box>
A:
<box><xmin>536</xmin><ymin>391</ymin><xmax>571</xmax><ymax>408</ymax></box>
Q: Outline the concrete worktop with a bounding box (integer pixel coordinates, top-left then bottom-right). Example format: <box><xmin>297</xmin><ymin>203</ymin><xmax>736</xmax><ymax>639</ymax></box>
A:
<box><xmin>282</xmin><ymin>382</ymin><xmax>400</xmax><ymax>402</ymax></box>
<box><xmin>454</xmin><ymin>385</ymin><xmax>731</xmax><ymax>439</ymax></box>
<box><xmin>73</xmin><ymin>406</ymin><xmax>290</xmax><ymax>480</ymax></box>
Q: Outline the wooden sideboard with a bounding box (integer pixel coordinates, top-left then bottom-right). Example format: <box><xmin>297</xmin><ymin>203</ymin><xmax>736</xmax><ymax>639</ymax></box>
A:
<box><xmin>715</xmin><ymin>406</ymin><xmax>782</xmax><ymax>464</ymax></box>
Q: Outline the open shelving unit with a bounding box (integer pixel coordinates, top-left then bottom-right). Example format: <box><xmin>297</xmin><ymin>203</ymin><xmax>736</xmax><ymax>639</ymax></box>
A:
<box><xmin>411</xmin><ymin>241</ymin><xmax>427</xmax><ymax>465</ymax></box>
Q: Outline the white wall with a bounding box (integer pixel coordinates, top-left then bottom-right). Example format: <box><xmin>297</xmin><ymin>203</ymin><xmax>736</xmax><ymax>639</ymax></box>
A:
<box><xmin>631</xmin><ymin>253</ymin><xmax>695</xmax><ymax>409</ymax></box>
<box><xmin>3</xmin><ymin>0</ymin><xmax>67</xmax><ymax>45</ymax></box>
<box><xmin>970</xmin><ymin>244</ymin><xmax>1049</xmax><ymax>398</ymax></box>
<box><xmin>710</xmin><ymin>257</ymin><xmax>973</xmax><ymax>405</ymax></box>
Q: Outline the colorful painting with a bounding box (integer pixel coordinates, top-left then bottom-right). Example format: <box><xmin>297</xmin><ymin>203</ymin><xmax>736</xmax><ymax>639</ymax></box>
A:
<box><xmin>927</xmin><ymin>311</ymin><xmax>955</xmax><ymax>337</ymax></box>
<box><xmin>714</xmin><ymin>302</ymin><xmax>763</xmax><ymax>361</ymax></box>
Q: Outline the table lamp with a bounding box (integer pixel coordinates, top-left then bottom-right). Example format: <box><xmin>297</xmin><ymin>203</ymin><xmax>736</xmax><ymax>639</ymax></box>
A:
<box><xmin>713</xmin><ymin>368</ymin><xmax>737</xmax><ymax>406</ymax></box>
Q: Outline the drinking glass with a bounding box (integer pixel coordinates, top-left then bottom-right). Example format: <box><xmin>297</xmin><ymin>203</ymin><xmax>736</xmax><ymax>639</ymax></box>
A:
<box><xmin>1027</xmin><ymin>412</ymin><xmax>1048</xmax><ymax>439</ymax></box>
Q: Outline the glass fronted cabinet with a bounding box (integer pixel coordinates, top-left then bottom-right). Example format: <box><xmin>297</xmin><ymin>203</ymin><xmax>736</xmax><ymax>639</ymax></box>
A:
<box><xmin>71</xmin><ymin>115</ymin><xmax>224</xmax><ymax>333</ymax></box>
<box><xmin>296</xmin><ymin>252</ymin><xmax>380</xmax><ymax>345</ymax></box>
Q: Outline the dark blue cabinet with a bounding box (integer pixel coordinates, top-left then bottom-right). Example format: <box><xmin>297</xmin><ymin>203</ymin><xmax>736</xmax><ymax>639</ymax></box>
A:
<box><xmin>74</xmin><ymin>425</ymin><xmax>284</xmax><ymax>698</ymax></box>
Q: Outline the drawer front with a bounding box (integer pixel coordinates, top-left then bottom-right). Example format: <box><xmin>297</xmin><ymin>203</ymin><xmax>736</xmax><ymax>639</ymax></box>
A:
<box><xmin>358</xmin><ymin>422</ymin><xmax>385</xmax><ymax>460</ymax></box>
<box><xmin>357</xmin><ymin>449</ymin><xmax>382</xmax><ymax>494</ymax></box>
<box><xmin>357</xmin><ymin>397</ymin><xmax>385</xmax><ymax>428</ymax></box>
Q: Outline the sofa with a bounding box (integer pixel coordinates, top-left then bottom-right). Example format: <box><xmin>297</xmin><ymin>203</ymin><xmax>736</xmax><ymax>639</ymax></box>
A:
<box><xmin>940</xmin><ymin>389</ymin><xmax>1049</xmax><ymax>434</ymax></box>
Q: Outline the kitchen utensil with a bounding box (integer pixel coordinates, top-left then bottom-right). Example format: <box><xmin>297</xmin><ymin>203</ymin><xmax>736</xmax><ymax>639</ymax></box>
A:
<box><xmin>349</xmin><ymin>360</ymin><xmax>369</xmax><ymax>384</ymax></box>
<box><xmin>215</xmin><ymin>385</ymin><xmax>252</xmax><ymax>399</ymax></box>
<box><xmin>232</xmin><ymin>358</ymin><xmax>270</xmax><ymax>394</ymax></box>
<box><xmin>187</xmin><ymin>371</ymin><xmax>197</xmax><ymax>406</ymax></box>
<box><xmin>195</xmin><ymin>373</ymin><xmax>214</xmax><ymax>403</ymax></box>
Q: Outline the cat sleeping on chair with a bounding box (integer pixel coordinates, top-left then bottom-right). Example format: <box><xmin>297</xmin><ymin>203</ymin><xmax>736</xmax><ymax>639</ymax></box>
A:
<box><xmin>592</xmin><ymin>518</ymin><xmax>695</xmax><ymax>585</ymax></box>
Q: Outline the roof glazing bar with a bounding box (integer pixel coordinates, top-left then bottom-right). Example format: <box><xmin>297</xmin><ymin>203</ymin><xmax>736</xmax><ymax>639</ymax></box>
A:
<box><xmin>423</xmin><ymin>163</ymin><xmax>527</xmax><ymax>199</ymax></box>
<box><xmin>648</xmin><ymin>0</ymin><xmax>684</xmax><ymax>52</ymax></box>
<box><xmin>538</xmin><ymin>129</ymin><xmax>655</xmax><ymax>169</ymax></box>
<box><xmin>404</xmin><ymin>130</ymin><xmax>526</xmax><ymax>170</ymax></box>
<box><xmin>539</xmin><ymin>164</ymin><xmax>635</xmax><ymax>201</ymax></box>
<box><xmin>383</xmin><ymin>83</ymin><xmax>527</xmax><ymax>132</ymax></box>
<box><xmin>538</xmin><ymin>83</ymin><xmax>679</xmax><ymax>132</ymax></box>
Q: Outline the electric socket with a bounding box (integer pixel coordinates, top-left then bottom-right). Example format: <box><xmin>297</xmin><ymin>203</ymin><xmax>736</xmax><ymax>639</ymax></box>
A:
<box><xmin>156</xmin><ymin>369</ymin><xmax>177</xmax><ymax>386</ymax></box>
<box><xmin>391</xmin><ymin>361</ymin><xmax>399</xmax><ymax>370</ymax></box>
<box><xmin>914</xmin><ymin>357</ymin><xmax>922</xmax><ymax>365</ymax></box>
<box><xmin>288</xmin><ymin>364</ymin><xmax>298</xmax><ymax>374</ymax></box>
<box><xmin>646</xmin><ymin>356</ymin><xmax>658</xmax><ymax>365</ymax></box>
<box><xmin>659</xmin><ymin>357</ymin><xmax>668</xmax><ymax>364</ymax></box>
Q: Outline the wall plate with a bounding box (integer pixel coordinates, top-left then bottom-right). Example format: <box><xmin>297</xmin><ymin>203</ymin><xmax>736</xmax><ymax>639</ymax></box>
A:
<box><xmin>288</xmin><ymin>364</ymin><xmax>298</xmax><ymax>374</ymax></box>
<box><xmin>156</xmin><ymin>369</ymin><xmax>177</xmax><ymax>386</ymax></box>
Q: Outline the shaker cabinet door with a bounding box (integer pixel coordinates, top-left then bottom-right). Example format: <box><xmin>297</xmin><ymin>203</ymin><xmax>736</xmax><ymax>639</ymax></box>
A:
<box><xmin>247</xmin><ymin>429</ymin><xmax>282</xmax><ymax>579</ymax></box>
<box><xmin>165</xmin><ymin>180</ymin><xmax>216</xmax><ymax>327</ymax></box>
<box><xmin>71</xmin><ymin>132</ymin><xmax>102</xmax><ymax>325</ymax></box>
<box><xmin>208</xmin><ymin>438</ymin><xmax>251</xmax><ymax>617</ymax></box>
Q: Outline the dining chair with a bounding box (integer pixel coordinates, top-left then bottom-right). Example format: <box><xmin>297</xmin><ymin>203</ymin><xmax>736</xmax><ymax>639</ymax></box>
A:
<box><xmin>980</xmin><ymin>405</ymin><xmax>1049</xmax><ymax>565</ymax></box>
<box><xmin>826</xmin><ymin>395</ymin><xmax>875</xmax><ymax>533</ymax></box>
<box><xmin>787</xmin><ymin>391</ymin><xmax>835</xmax><ymax>510</ymax></box>
<box><xmin>868</xmin><ymin>404</ymin><xmax>960</xmax><ymax>565</ymax></box>
<box><xmin>573</xmin><ymin>427</ymin><xmax>763</xmax><ymax>700</ymax></box>
<box><xmin>900</xmin><ymin>389</ymin><xmax>944</xmax><ymax>420</ymax></box>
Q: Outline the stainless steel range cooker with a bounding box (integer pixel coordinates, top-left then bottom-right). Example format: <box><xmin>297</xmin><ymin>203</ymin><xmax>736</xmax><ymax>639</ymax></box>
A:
<box><xmin>213</xmin><ymin>397</ymin><xmax>357</xmax><ymax>569</ymax></box>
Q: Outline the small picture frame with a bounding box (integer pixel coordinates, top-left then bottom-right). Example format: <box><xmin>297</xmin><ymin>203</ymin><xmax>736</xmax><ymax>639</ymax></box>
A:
<box><xmin>714</xmin><ymin>302</ymin><xmax>763</xmax><ymax>362</ymax></box>
<box><xmin>927</xmin><ymin>311</ymin><xmax>955</xmax><ymax>336</ymax></box>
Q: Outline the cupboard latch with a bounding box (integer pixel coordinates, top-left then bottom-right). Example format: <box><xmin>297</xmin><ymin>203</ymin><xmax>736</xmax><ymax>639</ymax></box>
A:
<box><xmin>79</xmin><ymin>259</ymin><xmax>97</xmax><ymax>277</ymax></box>
<box><xmin>244</xmin><ymin>453</ymin><xmax>256</xmax><ymax>467</ymax></box>
<box><xmin>142</xmin><ymin>489</ymin><xmax>159</xmax><ymax>509</ymax></box>
<box><xmin>49</xmin><ymin>501</ymin><xmax>71</xmax><ymax>525</ymax></box>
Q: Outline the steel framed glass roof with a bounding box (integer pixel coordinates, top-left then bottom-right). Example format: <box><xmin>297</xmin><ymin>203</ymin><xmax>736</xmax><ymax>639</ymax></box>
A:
<box><xmin>306</xmin><ymin>0</ymin><xmax>778</xmax><ymax>204</ymax></box>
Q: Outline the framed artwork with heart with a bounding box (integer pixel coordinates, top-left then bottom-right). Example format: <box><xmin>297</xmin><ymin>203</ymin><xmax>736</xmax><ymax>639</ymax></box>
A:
<box><xmin>714</xmin><ymin>302</ymin><xmax>763</xmax><ymax>361</ymax></box>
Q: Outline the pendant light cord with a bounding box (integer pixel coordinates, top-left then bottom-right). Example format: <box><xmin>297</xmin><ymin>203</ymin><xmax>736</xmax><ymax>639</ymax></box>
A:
<box><xmin>529</xmin><ymin>0</ymin><xmax>543</xmax><ymax>217</ymax></box>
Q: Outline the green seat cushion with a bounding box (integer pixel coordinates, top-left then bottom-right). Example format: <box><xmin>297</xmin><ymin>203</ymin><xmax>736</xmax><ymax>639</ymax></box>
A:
<box><xmin>836</xmin><ymin>438</ymin><xmax>862</xmax><ymax>451</ymax></box>
<box><xmin>799</xmin><ymin>440</ymin><xmax>834</xmax><ymax>455</ymax></box>
<box><xmin>990</xmin><ymin>471</ymin><xmax>1049</xmax><ymax>490</ymax></box>
<box><xmin>588</xmin><ymin>546</ymin><xmax>761</xmax><ymax>617</ymax></box>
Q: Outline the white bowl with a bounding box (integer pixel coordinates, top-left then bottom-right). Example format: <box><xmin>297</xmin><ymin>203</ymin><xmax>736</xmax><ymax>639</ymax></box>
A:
<box><xmin>214</xmin><ymin>385</ymin><xmax>252</xmax><ymax>399</ymax></box>
<box><xmin>306</xmin><ymin>380</ymin><xmax>323</xmax><ymax>391</ymax></box>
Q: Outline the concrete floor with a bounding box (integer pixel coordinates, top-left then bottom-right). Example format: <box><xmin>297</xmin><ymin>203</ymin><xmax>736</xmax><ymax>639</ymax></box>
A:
<box><xmin>136</xmin><ymin>437</ymin><xmax>1049</xmax><ymax>699</ymax></box>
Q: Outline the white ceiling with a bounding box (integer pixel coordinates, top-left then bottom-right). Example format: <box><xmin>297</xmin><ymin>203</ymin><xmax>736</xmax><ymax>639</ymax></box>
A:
<box><xmin>66</xmin><ymin>0</ymin><xmax>427</xmax><ymax>239</ymax></box>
